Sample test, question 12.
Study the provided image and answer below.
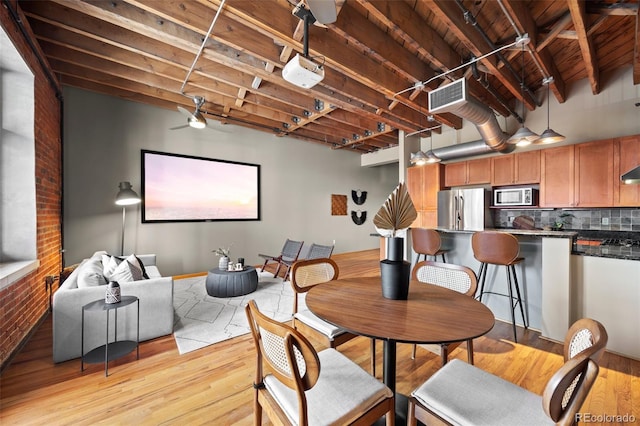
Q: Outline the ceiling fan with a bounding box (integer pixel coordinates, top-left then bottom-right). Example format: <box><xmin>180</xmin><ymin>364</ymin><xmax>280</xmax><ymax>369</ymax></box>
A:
<box><xmin>170</xmin><ymin>96</ymin><xmax>228</xmax><ymax>131</ymax></box>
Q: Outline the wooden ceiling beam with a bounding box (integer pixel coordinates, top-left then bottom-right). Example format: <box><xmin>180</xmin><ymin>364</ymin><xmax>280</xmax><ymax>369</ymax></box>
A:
<box><xmin>500</xmin><ymin>0</ymin><xmax>566</xmax><ymax>103</ymax></box>
<box><xmin>429</xmin><ymin>0</ymin><xmax>536</xmax><ymax>110</ymax></box>
<box><xmin>537</xmin><ymin>11</ymin><xmax>573</xmax><ymax>52</ymax></box>
<box><xmin>568</xmin><ymin>0</ymin><xmax>600</xmax><ymax>95</ymax></box>
<box><xmin>211</xmin><ymin>0</ymin><xmax>432</xmax><ymax>131</ymax></box>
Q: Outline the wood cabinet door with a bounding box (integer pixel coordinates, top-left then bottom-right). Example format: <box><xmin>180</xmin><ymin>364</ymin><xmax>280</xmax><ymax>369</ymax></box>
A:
<box><xmin>614</xmin><ymin>135</ymin><xmax>640</xmax><ymax>206</ymax></box>
<box><xmin>491</xmin><ymin>155</ymin><xmax>515</xmax><ymax>185</ymax></box>
<box><xmin>515</xmin><ymin>150</ymin><xmax>541</xmax><ymax>184</ymax></box>
<box><xmin>423</xmin><ymin>163</ymin><xmax>443</xmax><ymax>209</ymax></box>
<box><xmin>466</xmin><ymin>158</ymin><xmax>491</xmax><ymax>184</ymax></box>
<box><xmin>407</xmin><ymin>166</ymin><xmax>424</xmax><ymax>210</ymax></box>
<box><xmin>574</xmin><ymin>139</ymin><xmax>614</xmax><ymax>207</ymax></box>
<box><xmin>444</xmin><ymin>162</ymin><xmax>467</xmax><ymax>187</ymax></box>
<box><xmin>540</xmin><ymin>145</ymin><xmax>575</xmax><ymax>207</ymax></box>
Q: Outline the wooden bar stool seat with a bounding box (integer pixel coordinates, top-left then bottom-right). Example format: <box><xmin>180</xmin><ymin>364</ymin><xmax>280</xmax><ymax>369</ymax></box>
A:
<box><xmin>471</xmin><ymin>231</ymin><xmax>528</xmax><ymax>342</ymax></box>
<box><xmin>412</xmin><ymin>228</ymin><xmax>449</xmax><ymax>263</ymax></box>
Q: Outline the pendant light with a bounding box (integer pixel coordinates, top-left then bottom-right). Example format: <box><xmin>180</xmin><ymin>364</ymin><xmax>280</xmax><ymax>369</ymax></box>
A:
<box><xmin>410</xmin><ymin>150</ymin><xmax>428</xmax><ymax>166</ymax></box>
<box><xmin>508</xmin><ymin>37</ymin><xmax>539</xmax><ymax>146</ymax></box>
<box><xmin>424</xmin><ymin>133</ymin><xmax>441</xmax><ymax>163</ymax></box>
<box><xmin>535</xmin><ymin>76</ymin><xmax>565</xmax><ymax>145</ymax></box>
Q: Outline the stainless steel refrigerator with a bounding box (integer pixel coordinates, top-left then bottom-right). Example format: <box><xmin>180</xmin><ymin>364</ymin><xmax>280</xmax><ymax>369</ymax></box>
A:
<box><xmin>437</xmin><ymin>188</ymin><xmax>492</xmax><ymax>230</ymax></box>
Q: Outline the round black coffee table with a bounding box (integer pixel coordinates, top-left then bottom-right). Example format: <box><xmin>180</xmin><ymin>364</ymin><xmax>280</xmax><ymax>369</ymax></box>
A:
<box><xmin>205</xmin><ymin>266</ymin><xmax>258</xmax><ymax>297</ymax></box>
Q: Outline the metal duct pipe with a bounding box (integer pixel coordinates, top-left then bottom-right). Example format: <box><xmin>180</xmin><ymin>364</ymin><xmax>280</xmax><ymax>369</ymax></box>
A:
<box><xmin>429</xmin><ymin>78</ymin><xmax>513</xmax><ymax>154</ymax></box>
<box><xmin>441</xmin><ymin>97</ymin><xmax>513</xmax><ymax>153</ymax></box>
<box><xmin>470</xmin><ymin>61</ymin><xmax>522</xmax><ymax>123</ymax></box>
<box><xmin>431</xmin><ymin>139</ymin><xmax>494</xmax><ymax>161</ymax></box>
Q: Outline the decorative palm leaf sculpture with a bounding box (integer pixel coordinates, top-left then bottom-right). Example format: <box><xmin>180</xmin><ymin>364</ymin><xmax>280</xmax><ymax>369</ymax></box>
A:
<box><xmin>374</xmin><ymin>182</ymin><xmax>417</xmax><ymax>238</ymax></box>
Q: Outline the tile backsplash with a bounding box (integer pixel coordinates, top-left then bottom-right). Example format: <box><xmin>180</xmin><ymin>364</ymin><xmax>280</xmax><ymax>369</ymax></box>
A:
<box><xmin>494</xmin><ymin>208</ymin><xmax>640</xmax><ymax>231</ymax></box>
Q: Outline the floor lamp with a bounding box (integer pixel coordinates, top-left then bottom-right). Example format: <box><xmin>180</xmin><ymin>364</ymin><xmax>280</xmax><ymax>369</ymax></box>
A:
<box><xmin>115</xmin><ymin>181</ymin><xmax>141</xmax><ymax>256</ymax></box>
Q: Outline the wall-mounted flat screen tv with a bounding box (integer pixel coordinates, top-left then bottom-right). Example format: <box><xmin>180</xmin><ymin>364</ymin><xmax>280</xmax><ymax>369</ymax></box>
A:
<box><xmin>141</xmin><ymin>150</ymin><xmax>260</xmax><ymax>222</ymax></box>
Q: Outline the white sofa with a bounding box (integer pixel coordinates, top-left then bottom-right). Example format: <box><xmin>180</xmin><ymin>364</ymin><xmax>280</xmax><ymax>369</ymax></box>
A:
<box><xmin>52</xmin><ymin>251</ymin><xmax>174</xmax><ymax>363</ymax></box>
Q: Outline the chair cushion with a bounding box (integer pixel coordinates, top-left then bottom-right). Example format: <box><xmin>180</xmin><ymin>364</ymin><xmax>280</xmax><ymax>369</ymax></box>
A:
<box><xmin>294</xmin><ymin>309</ymin><xmax>345</xmax><ymax>339</ymax></box>
<box><xmin>264</xmin><ymin>348</ymin><xmax>392</xmax><ymax>426</ymax></box>
<box><xmin>412</xmin><ymin>359</ymin><xmax>553</xmax><ymax>426</ymax></box>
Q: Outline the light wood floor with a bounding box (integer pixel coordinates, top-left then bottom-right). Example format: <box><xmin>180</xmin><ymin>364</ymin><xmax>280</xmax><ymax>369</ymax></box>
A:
<box><xmin>1</xmin><ymin>249</ymin><xmax>638</xmax><ymax>425</ymax></box>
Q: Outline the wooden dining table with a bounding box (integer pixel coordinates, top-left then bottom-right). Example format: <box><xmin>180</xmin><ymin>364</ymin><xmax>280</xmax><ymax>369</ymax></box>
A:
<box><xmin>306</xmin><ymin>276</ymin><xmax>495</xmax><ymax>422</ymax></box>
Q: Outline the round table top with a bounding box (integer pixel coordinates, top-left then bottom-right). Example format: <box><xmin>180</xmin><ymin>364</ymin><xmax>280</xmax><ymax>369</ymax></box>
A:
<box><xmin>83</xmin><ymin>295</ymin><xmax>138</xmax><ymax>311</ymax></box>
<box><xmin>306</xmin><ymin>276</ymin><xmax>495</xmax><ymax>344</ymax></box>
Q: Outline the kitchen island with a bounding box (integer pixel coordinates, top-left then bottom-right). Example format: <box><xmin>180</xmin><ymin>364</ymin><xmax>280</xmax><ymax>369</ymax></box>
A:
<box><xmin>423</xmin><ymin>228</ymin><xmax>576</xmax><ymax>343</ymax></box>
<box><xmin>416</xmin><ymin>228</ymin><xmax>640</xmax><ymax>360</ymax></box>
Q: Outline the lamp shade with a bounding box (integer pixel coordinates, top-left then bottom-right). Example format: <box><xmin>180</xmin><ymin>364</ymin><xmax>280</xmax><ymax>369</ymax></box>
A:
<box><xmin>536</xmin><ymin>127</ymin><xmax>565</xmax><ymax>145</ymax></box>
<box><xmin>410</xmin><ymin>151</ymin><xmax>428</xmax><ymax>166</ymax></box>
<box><xmin>115</xmin><ymin>182</ymin><xmax>141</xmax><ymax>206</ymax></box>
<box><xmin>507</xmin><ymin>126</ymin><xmax>539</xmax><ymax>146</ymax></box>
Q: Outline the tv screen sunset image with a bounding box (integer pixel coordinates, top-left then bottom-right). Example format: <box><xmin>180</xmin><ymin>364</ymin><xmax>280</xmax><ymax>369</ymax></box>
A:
<box><xmin>142</xmin><ymin>151</ymin><xmax>260</xmax><ymax>222</ymax></box>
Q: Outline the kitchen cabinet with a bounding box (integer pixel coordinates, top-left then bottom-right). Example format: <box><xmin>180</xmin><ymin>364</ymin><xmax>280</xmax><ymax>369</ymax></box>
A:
<box><xmin>614</xmin><ymin>135</ymin><xmax>640</xmax><ymax>206</ymax></box>
<box><xmin>444</xmin><ymin>158</ymin><xmax>490</xmax><ymax>187</ymax></box>
<box><xmin>490</xmin><ymin>150</ymin><xmax>540</xmax><ymax>186</ymax></box>
<box><xmin>406</xmin><ymin>164</ymin><xmax>443</xmax><ymax>228</ymax></box>
<box><xmin>540</xmin><ymin>145</ymin><xmax>575</xmax><ymax>207</ymax></box>
<box><xmin>574</xmin><ymin>139</ymin><xmax>614</xmax><ymax>207</ymax></box>
<box><xmin>540</xmin><ymin>141</ymin><xmax>614</xmax><ymax>207</ymax></box>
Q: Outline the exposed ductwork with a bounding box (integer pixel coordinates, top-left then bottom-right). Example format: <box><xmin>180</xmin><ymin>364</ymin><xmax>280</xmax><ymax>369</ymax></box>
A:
<box><xmin>430</xmin><ymin>139</ymin><xmax>494</xmax><ymax>161</ymax></box>
<box><xmin>429</xmin><ymin>78</ymin><xmax>514</xmax><ymax>156</ymax></box>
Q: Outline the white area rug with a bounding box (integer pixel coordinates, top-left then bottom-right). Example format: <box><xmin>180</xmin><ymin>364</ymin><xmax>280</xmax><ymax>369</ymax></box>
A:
<box><xmin>172</xmin><ymin>271</ymin><xmax>294</xmax><ymax>354</ymax></box>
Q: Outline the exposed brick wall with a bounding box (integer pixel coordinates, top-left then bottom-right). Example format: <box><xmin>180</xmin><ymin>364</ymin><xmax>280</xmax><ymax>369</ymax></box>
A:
<box><xmin>1</xmin><ymin>4</ymin><xmax>62</xmax><ymax>370</ymax></box>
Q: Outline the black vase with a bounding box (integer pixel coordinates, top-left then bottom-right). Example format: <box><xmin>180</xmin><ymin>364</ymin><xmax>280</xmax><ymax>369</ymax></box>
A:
<box><xmin>380</xmin><ymin>237</ymin><xmax>411</xmax><ymax>300</ymax></box>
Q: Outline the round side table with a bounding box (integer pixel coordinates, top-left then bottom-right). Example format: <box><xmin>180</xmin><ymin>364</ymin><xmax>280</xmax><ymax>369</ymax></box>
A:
<box><xmin>205</xmin><ymin>266</ymin><xmax>259</xmax><ymax>297</ymax></box>
<box><xmin>81</xmin><ymin>295</ymin><xmax>139</xmax><ymax>377</ymax></box>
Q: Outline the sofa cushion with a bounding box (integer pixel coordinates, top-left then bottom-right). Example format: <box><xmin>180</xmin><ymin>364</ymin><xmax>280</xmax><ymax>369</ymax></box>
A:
<box><xmin>110</xmin><ymin>254</ymin><xmax>145</xmax><ymax>283</ymax></box>
<box><xmin>77</xmin><ymin>258</ymin><xmax>108</xmax><ymax>288</ymax></box>
<box><xmin>102</xmin><ymin>254</ymin><xmax>123</xmax><ymax>279</ymax></box>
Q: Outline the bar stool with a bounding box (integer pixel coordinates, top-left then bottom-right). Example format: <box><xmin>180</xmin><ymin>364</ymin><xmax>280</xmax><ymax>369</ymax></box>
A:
<box><xmin>471</xmin><ymin>231</ymin><xmax>528</xmax><ymax>342</ymax></box>
<box><xmin>412</xmin><ymin>228</ymin><xmax>449</xmax><ymax>263</ymax></box>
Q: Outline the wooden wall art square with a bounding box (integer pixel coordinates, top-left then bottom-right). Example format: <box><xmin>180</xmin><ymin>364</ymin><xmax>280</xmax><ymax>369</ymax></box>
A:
<box><xmin>331</xmin><ymin>194</ymin><xmax>347</xmax><ymax>216</ymax></box>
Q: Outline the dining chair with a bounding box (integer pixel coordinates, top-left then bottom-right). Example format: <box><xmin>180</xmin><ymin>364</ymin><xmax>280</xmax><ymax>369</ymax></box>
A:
<box><xmin>258</xmin><ymin>238</ymin><xmax>304</xmax><ymax>281</ymax></box>
<box><xmin>407</xmin><ymin>354</ymin><xmax>599</xmax><ymax>426</ymax></box>
<box><xmin>290</xmin><ymin>257</ymin><xmax>377</xmax><ymax>376</ymax></box>
<box><xmin>410</xmin><ymin>260</ymin><xmax>479</xmax><ymax>365</ymax></box>
<box><xmin>245</xmin><ymin>300</ymin><xmax>395</xmax><ymax>426</ymax></box>
<box><xmin>407</xmin><ymin>317</ymin><xmax>608</xmax><ymax>426</ymax></box>
<box><xmin>564</xmin><ymin>317</ymin><xmax>608</xmax><ymax>362</ymax></box>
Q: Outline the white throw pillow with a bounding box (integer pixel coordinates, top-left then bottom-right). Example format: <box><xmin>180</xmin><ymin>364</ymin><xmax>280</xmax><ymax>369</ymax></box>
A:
<box><xmin>110</xmin><ymin>254</ymin><xmax>144</xmax><ymax>283</ymax></box>
<box><xmin>101</xmin><ymin>255</ymin><xmax>122</xmax><ymax>280</ymax></box>
<box><xmin>77</xmin><ymin>258</ymin><xmax>108</xmax><ymax>288</ymax></box>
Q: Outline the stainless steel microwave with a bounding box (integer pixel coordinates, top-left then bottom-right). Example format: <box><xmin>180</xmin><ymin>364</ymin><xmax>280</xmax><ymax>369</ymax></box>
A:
<box><xmin>494</xmin><ymin>187</ymin><xmax>538</xmax><ymax>206</ymax></box>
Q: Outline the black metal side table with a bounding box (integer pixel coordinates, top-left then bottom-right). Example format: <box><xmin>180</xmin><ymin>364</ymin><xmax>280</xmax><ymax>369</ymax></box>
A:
<box><xmin>81</xmin><ymin>295</ymin><xmax>139</xmax><ymax>376</ymax></box>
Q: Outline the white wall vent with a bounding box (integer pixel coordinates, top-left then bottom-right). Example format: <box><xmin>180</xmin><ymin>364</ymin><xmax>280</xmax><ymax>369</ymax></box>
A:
<box><xmin>429</xmin><ymin>78</ymin><xmax>467</xmax><ymax>113</ymax></box>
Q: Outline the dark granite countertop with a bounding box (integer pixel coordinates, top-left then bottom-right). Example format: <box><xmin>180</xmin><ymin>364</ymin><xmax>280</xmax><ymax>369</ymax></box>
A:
<box><xmin>436</xmin><ymin>227</ymin><xmax>640</xmax><ymax>261</ymax></box>
<box><xmin>573</xmin><ymin>244</ymin><xmax>640</xmax><ymax>261</ymax></box>
<box><xmin>436</xmin><ymin>227</ymin><xmax>578</xmax><ymax>238</ymax></box>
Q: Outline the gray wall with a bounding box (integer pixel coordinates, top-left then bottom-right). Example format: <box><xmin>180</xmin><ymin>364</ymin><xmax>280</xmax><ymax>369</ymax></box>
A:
<box><xmin>63</xmin><ymin>87</ymin><xmax>398</xmax><ymax>275</ymax></box>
